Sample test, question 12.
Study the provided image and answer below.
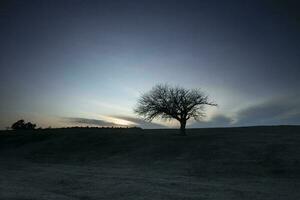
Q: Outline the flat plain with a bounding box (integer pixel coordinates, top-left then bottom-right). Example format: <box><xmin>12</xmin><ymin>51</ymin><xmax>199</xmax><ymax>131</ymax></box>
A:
<box><xmin>0</xmin><ymin>126</ymin><xmax>299</xmax><ymax>199</ymax></box>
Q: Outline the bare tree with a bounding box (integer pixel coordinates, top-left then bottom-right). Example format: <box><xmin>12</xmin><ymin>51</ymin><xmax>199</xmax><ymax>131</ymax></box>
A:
<box><xmin>134</xmin><ymin>84</ymin><xmax>217</xmax><ymax>135</ymax></box>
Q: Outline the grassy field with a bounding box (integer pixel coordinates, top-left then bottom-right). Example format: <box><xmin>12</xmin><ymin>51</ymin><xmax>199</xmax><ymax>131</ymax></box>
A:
<box><xmin>0</xmin><ymin>126</ymin><xmax>300</xmax><ymax>199</ymax></box>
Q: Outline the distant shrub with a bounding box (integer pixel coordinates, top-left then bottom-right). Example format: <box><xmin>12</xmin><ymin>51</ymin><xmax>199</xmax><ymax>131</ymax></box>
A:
<box><xmin>11</xmin><ymin>119</ymin><xmax>36</xmax><ymax>130</ymax></box>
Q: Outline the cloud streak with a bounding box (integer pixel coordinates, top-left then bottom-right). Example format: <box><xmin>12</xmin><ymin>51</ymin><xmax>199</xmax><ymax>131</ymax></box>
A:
<box><xmin>62</xmin><ymin>95</ymin><xmax>300</xmax><ymax>129</ymax></box>
<box><xmin>63</xmin><ymin>117</ymin><xmax>121</xmax><ymax>127</ymax></box>
<box><xmin>110</xmin><ymin>115</ymin><xmax>168</xmax><ymax>129</ymax></box>
<box><xmin>235</xmin><ymin>95</ymin><xmax>300</xmax><ymax>126</ymax></box>
<box><xmin>63</xmin><ymin>116</ymin><xmax>167</xmax><ymax>129</ymax></box>
<box><xmin>189</xmin><ymin>114</ymin><xmax>233</xmax><ymax>128</ymax></box>
<box><xmin>188</xmin><ymin>95</ymin><xmax>300</xmax><ymax>128</ymax></box>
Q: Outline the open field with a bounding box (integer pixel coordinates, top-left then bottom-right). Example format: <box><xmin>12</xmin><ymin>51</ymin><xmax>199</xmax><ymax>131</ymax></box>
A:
<box><xmin>0</xmin><ymin>126</ymin><xmax>300</xmax><ymax>199</ymax></box>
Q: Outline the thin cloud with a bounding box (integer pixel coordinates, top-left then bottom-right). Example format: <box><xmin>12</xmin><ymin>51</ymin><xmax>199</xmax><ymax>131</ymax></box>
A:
<box><xmin>110</xmin><ymin>115</ymin><xmax>168</xmax><ymax>129</ymax></box>
<box><xmin>62</xmin><ymin>116</ymin><xmax>166</xmax><ymax>129</ymax></box>
<box><xmin>189</xmin><ymin>114</ymin><xmax>233</xmax><ymax>128</ymax></box>
<box><xmin>62</xmin><ymin>117</ymin><xmax>122</xmax><ymax>127</ymax></box>
<box><xmin>235</xmin><ymin>95</ymin><xmax>300</xmax><ymax>126</ymax></box>
<box><xmin>188</xmin><ymin>95</ymin><xmax>300</xmax><ymax>128</ymax></box>
<box><xmin>62</xmin><ymin>95</ymin><xmax>300</xmax><ymax>129</ymax></box>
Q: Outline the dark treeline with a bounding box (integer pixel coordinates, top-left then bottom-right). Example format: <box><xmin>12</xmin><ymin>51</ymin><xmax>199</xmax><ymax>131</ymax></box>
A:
<box><xmin>8</xmin><ymin>119</ymin><xmax>142</xmax><ymax>131</ymax></box>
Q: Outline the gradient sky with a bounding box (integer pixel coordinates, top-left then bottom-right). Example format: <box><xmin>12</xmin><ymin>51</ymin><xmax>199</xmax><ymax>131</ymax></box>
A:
<box><xmin>1</xmin><ymin>0</ymin><xmax>300</xmax><ymax>129</ymax></box>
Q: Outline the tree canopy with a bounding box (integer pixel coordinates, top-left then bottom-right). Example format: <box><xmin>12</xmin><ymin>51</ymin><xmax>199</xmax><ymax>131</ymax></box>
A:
<box><xmin>135</xmin><ymin>84</ymin><xmax>217</xmax><ymax>135</ymax></box>
<box><xmin>11</xmin><ymin>119</ymin><xmax>36</xmax><ymax>130</ymax></box>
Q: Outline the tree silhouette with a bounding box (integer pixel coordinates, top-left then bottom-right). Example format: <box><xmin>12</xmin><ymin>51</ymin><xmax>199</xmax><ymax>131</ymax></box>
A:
<box><xmin>11</xmin><ymin>119</ymin><xmax>36</xmax><ymax>130</ymax></box>
<box><xmin>11</xmin><ymin>119</ymin><xmax>25</xmax><ymax>130</ymax></box>
<box><xmin>135</xmin><ymin>84</ymin><xmax>217</xmax><ymax>135</ymax></box>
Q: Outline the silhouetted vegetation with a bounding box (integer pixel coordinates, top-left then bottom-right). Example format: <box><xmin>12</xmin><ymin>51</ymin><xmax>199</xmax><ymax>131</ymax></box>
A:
<box><xmin>11</xmin><ymin>119</ymin><xmax>36</xmax><ymax>130</ymax></box>
<box><xmin>135</xmin><ymin>84</ymin><xmax>217</xmax><ymax>135</ymax></box>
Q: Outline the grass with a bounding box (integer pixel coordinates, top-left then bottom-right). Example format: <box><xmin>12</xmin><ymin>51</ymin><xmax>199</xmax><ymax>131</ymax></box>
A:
<box><xmin>0</xmin><ymin>126</ymin><xmax>300</xmax><ymax>199</ymax></box>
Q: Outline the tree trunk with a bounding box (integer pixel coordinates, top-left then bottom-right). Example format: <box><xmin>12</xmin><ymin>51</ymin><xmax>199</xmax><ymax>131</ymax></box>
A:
<box><xmin>180</xmin><ymin>120</ymin><xmax>187</xmax><ymax>136</ymax></box>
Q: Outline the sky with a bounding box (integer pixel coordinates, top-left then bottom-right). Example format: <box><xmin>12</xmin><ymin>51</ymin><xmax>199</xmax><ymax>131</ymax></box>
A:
<box><xmin>0</xmin><ymin>0</ymin><xmax>300</xmax><ymax>129</ymax></box>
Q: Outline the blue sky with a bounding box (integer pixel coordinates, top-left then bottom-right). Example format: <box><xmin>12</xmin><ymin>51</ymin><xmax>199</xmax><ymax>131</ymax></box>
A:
<box><xmin>0</xmin><ymin>0</ymin><xmax>300</xmax><ymax>129</ymax></box>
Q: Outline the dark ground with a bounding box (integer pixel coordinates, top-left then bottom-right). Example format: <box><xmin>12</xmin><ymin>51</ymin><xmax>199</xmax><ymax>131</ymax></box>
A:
<box><xmin>0</xmin><ymin>126</ymin><xmax>300</xmax><ymax>199</ymax></box>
